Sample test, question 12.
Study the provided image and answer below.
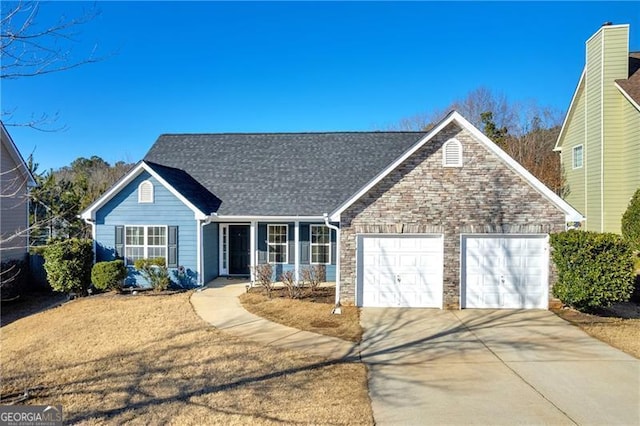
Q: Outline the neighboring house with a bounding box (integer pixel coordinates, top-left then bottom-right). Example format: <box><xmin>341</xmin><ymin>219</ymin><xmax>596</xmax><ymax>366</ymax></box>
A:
<box><xmin>555</xmin><ymin>23</ymin><xmax>640</xmax><ymax>233</ymax></box>
<box><xmin>81</xmin><ymin>112</ymin><xmax>583</xmax><ymax>309</ymax></box>
<box><xmin>0</xmin><ymin>122</ymin><xmax>37</xmax><ymax>263</ymax></box>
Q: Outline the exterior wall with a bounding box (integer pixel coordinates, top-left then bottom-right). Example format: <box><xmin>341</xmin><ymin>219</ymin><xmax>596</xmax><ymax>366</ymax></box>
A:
<box><xmin>563</xmin><ymin>25</ymin><xmax>632</xmax><ymax>233</ymax></box>
<box><xmin>95</xmin><ymin>171</ymin><xmax>200</xmax><ymax>286</ymax></box>
<box><xmin>585</xmin><ymin>29</ymin><xmax>604</xmax><ymax>231</ymax></box>
<box><xmin>0</xmin><ymin>140</ymin><xmax>29</xmax><ymax>262</ymax></box>
<box><xmin>339</xmin><ymin>123</ymin><xmax>566</xmax><ymax>309</ymax></box>
<box><xmin>202</xmin><ymin>222</ymin><xmax>219</xmax><ymax>283</ymax></box>
<box><xmin>561</xmin><ymin>85</ymin><xmax>586</xmax><ymax>215</ymax></box>
<box><xmin>602</xmin><ymin>26</ymin><xmax>630</xmax><ymax>233</ymax></box>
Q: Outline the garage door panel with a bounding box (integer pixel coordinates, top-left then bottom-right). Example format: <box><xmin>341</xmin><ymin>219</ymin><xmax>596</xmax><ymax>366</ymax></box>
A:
<box><xmin>463</xmin><ymin>235</ymin><xmax>548</xmax><ymax>309</ymax></box>
<box><xmin>359</xmin><ymin>235</ymin><xmax>443</xmax><ymax>308</ymax></box>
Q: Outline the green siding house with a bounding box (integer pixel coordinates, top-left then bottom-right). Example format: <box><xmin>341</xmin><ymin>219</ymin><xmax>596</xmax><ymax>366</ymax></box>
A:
<box><xmin>555</xmin><ymin>23</ymin><xmax>640</xmax><ymax>233</ymax></box>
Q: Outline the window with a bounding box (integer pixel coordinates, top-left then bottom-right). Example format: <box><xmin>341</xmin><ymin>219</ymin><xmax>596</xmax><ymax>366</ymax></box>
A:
<box><xmin>572</xmin><ymin>145</ymin><xmax>583</xmax><ymax>169</ymax></box>
<box><xmin>442</xmin><ymin>139</ymin><xmax>463</xmax><ymax>167</ymax></box>
<box><xmin>138</xmin><ymin>180</ymin><xmax>154</xmax><ymax>203</ymax></box>
<box><xmin>310</xmin><ymin>225</ymin><xmax>331</xmax><ymax>264</ymax></box>
<box><xmin>267</xmin><ymin>224</ymin><xmax>288</xmax><ymax>264</ymax></box>
<box><xmin>124</xmin><ymin>225</ymin><xmax>167</xmax><ymax>265</ymax></box>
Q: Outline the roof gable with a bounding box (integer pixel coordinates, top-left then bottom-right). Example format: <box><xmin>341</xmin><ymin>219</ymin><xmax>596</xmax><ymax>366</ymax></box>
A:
<box><xmin>330</xmin><ymin>111</ymin><xmax>583</xmax><ymax>223</ymax></box>
<box><xmin>80</xmin><ymin>161</ymin><xmax>211</xmax><ymax>221</ymax></box>
<box><xmin>1</xmin><ymin>122</ymin><xmax>36</xmax><ymax>187</ymax></box>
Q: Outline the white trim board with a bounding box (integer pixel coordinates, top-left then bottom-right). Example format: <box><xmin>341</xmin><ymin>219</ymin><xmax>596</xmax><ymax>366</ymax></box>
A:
<box><xmin>329</xmin><ymin>111</ymin><xmax>584</xmax><ymax>223</ymax></box>
<box><xmin>555</xmin><ymin>70</ymin><xmax>585</xmax><ymax>152</ymax></box>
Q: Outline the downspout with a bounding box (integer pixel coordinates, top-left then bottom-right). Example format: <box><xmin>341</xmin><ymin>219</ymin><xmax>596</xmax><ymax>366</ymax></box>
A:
<box><xmin>80</xmin><ymin>216</ymin><xmax>97</xmax><ymax>264</ymax></box>
<box><xmin>198</xmin><ymin>215</ymin><xmax>215</xmax><ymax>287</ymax></box>
<box><xmin>323</xmin><ymin>213</ymin><xmax>341</xmax><ymax>315</ymax></box>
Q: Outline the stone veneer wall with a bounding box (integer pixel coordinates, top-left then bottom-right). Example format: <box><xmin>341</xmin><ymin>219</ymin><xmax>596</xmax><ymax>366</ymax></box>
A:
<box><xmin>339</xmin><ymin>123</ymin><xmax>566</xmax><ymax>309</ymax></box>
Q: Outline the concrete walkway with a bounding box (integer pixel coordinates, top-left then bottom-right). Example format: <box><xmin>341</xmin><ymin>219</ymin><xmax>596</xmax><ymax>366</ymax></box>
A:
<box><xmin>190</xmin><ymin>278</ymin><xmax>359</xmax><ymax>361</ymax></box>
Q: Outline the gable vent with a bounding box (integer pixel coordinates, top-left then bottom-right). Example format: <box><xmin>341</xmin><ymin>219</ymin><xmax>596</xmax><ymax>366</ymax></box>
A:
<box><xmin>138</xmin><ymin>180</ymin><xmax>154</xmax><ymax>203</ymax></box>
<box><xmin>443</xmin><ymin>139</ymin><xmax>463</xmax><ymax>167</ymax></box>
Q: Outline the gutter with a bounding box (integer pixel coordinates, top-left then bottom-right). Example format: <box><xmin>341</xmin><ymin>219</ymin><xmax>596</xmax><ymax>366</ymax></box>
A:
<box><xmin>323</xmin><ymin>213</ymin><xmax>341</xmax><ymax>315</ymax></box>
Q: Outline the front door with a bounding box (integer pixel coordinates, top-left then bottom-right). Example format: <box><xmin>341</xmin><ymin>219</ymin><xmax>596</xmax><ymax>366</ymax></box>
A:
<box><xmin>228</xmin><ymin>225</ymin><xmax>250</xmax><ymax>275</ymax></box>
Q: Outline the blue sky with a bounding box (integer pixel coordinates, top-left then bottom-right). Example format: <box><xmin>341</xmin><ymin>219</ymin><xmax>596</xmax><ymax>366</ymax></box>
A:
<box><xmin>3</xmin><ymin>1</ymin><xmax>639</xmax><ymax>172</ymax></box>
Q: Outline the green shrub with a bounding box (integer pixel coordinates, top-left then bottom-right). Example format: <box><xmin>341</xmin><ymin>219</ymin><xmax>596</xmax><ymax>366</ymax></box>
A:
<box><xmin>133</xmin><ymin>257</ymin><xmax>170</xmax><ymax>291</ymax></box>
<box><xmin>43</xmin><ymin>239</ymin><xmax>93</xmax><ymax>295</ymax></box>
<box><xmin>622</xmin><ymin>187</ymin><xmax>640</xmax><ymax>251</ymax></box>
<box><xmin>550</xmin><ymin>230</ymin><xmax>635</xmax><ymax>311</ymax></box>
<box><xmin>91</xmin><ymin>260</ymin><xmax>127</xmax><ymax>291</ymax></box>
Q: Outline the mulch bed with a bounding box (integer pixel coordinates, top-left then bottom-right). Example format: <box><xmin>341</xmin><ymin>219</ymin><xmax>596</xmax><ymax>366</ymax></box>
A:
<box><xmin>247</xmin><ymin>286</ymin><xmax>335</xmax><ymax>304</ymax></box>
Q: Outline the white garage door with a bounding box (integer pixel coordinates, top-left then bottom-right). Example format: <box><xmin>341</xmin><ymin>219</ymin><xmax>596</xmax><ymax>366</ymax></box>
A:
<box><xmin>462</xmin><ymin>235</ymin><xmax>548</xmax><ymax>309</ymax></box>
<box><xmin>357</xmin><ymin>235</ymin><xmax>443</xmax><ymax>308</ymax></box>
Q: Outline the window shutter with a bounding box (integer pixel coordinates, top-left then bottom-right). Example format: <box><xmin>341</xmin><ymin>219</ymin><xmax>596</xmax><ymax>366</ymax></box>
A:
<box><xmin>168</xmin><ymin>226</ymin><xmax>178</xmax><ymax>267</ymax></box>
<box><xmin>115</xmin><ymin>226</ymin><xmax>124</xmax><ymax>259</ymax></box>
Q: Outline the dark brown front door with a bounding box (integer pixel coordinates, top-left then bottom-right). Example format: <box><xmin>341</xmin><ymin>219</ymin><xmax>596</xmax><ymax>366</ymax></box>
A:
<box><xmin>228</xmin><ymin>225</ymin><xmax>250</xmax><ymax>275</ymax></box>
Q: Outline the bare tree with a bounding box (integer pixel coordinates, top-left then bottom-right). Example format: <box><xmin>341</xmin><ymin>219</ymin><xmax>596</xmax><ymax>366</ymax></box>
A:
<box><xmin>1</xmin><ymin>0</ymin><xmax>102</xmax><ymax>130</ymax></box>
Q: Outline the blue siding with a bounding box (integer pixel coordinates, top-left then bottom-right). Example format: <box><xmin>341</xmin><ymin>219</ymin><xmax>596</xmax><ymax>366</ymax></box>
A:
<box><xmin>202</xmin><ymin>222</ymin><xmax>219</xmax><ymax>283</ymax></box>
<box><xmin>94</xmin><ymin>171</ymin><xmax>200</xmax><ymax>287</ymax></box>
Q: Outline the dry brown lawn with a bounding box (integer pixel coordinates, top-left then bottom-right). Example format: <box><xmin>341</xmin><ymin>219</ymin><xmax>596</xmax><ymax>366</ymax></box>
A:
<box><xmin>1</xmin><ymin>292</ymin><xmax>373</xmax><ymax>425</ymax></box>
<box><xmin>240</xmin><ymin>289</ymin><xmax>362</xmax><ymax>342</ymax></box>
<box><xmin>553</xmin><ymin>302</ymin><xmax>640</xmax><ymax>359</ymax></box>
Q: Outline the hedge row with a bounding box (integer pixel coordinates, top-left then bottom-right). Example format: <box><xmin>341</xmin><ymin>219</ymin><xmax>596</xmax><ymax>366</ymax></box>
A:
<box><xmin>550</xmin><ymin>230</ymin><xmax>635</xmax><ymax>310</ymax></box>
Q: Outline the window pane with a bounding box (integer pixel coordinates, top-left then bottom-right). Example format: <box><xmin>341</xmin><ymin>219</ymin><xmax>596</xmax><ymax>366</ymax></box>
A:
<box><xmin>312</xmin><ymin>226</ymin><xmax>330</xmax><ymax>244</ymax></box>
<box><xmin>269</xmin><ymin>244</ymin><xmax>286</xmax><ymax>263</ymax></box>
<box><xmin>125</xmin><ymin>247</ymin><xmax>144</xmax><ymax>265</ymax></box>
<box><xmin>268</xmin><ymin>225</ymin><xmax>287</xmax><ymax>243</ymax></box>
<box><xmin>126</xmin><ymin>226</ymin><xmax>144</xmax><ymax>245</ymax></box>
<box><xmin>147</xmin><ymin>226</ymin><xmax>166</xmax><ymax>246</ymax></box>
<box><xmin>148</xmin><ymin>247</ymin><xmax>166</xmax><ymax>259</ymax></box>
<box><xmin>312</xmin><ymin>245</ymin><xmax>329</xmax><ymax>264</ymax></box>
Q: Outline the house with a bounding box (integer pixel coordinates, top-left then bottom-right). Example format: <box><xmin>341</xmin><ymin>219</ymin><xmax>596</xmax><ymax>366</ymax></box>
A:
<box><xmin>0</xmin><ymin>122</ymin><xmax>36</xmax><ymax>264</ymax></box>
<box><xmin>555</xmin><ymin>23</ymin><xmax>640</xmax><ymax>233</ymax></box>
<box><xmin>81</xmin><ymin>111</ymin><xmax>583</xmax><ymax>309</ymax></box>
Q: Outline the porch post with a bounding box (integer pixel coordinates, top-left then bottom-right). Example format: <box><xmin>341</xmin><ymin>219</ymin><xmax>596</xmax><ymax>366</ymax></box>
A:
<box><xmin>250</xmin><ymin>221</ymin><xmax>256</xmax><ymax>283</ymax></box>
<box><xmin>294</xmin><ymin>221</ymin><xmax>300</xmax><ymax>282</ymax></box>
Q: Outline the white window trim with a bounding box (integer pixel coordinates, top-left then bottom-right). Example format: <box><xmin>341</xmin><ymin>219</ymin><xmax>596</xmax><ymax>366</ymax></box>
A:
<box><xmin>138</xmin><ymin>180</ymin><xmax>154</xmax><ymax>203</ymax></box>
<box><xmin>442</xmin><ymin>138</ymin><xmax>463</xmax><ymax>167</ymax></box>
<box><xmin>572</xmin><ymin>144</ymin><xmax>584</xmax><ymax>169</ymax></box>
<box><xmin>124</xmin><ymin>225</ymin><xmax>168</xmax><ymax>266</ymax></box>
<box><xmin>267</xmin><ymin>224</ymin><xmax>288</xmax><ymax>264</ymax></box>
<box><xmin>310</xmin><ymin>224</ymin><xmax>331</xmax><ymax>265</ymax></box>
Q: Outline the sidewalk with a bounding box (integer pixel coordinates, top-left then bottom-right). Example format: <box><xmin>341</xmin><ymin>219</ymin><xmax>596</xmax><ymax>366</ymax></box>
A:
<box><xmin>190</xmin><ymin>278</ymin><xmax>359</xmax><ymax>361</ymax></box>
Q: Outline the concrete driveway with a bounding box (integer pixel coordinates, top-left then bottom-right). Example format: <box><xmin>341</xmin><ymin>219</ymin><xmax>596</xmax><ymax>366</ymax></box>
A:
<box><xmin>360</xmin><ymin>309</ymin><xmax>639</xmax><ymax>425</ymax></box>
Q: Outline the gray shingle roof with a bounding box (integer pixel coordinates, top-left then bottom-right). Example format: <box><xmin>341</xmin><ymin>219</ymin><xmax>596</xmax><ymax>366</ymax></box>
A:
<box><xmin>145</xmin><ymin>161</ymin><xmax>222</xmax><ymax>215</ymax></box>
<box><xmin>615</xmin><ymin>52</ymin><xmax>640</xmax><ymax>106</ymax></box>
<box><xmin>143</xmin><ymin>132</ymin><xmax>428</xmax><ymax>216</ymax></box>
